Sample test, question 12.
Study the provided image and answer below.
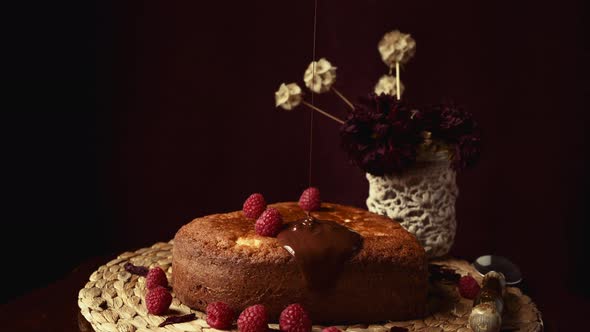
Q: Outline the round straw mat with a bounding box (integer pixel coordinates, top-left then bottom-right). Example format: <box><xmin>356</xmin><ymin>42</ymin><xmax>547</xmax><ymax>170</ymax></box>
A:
<box><xmin>78</xmin><ymin>241</ymin><xmax>543</xmax><ymax>332</ymax></box>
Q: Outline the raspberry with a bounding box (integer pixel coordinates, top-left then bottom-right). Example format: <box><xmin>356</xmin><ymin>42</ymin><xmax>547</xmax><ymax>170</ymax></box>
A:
<box><xmin>279</xmin><ymin>303</ymin><xmax>312</xmax><ymax>332</ymax></box>
<box><xmin>206</xmin><ymin>301</ymin><xmax>235</xmax><ymax>330</ymax></box>
<box><xmin>458</xmin><ymin>275</ymin><xmax>481</xmax><ymax>299</ymax></box>
<box><xmin>145</xmin><ymin>286</ymin><xmax>172</xmax><ymax>315</ymax></box>
<box><xmin>243</xmin><ymin>193</ymin><xmax>267</xmax><ymax>219</ymax></box>
<box><xmin>298</xmin><ymin>187</ymin><xmax>321</xmax><ymax>212</ymax></box>
<box><xmin>237</xmin><ymin>304</ymin><xmax>268</xmax><ymax>332</ymax></box>
<box><xmin>255</xmin><ymin>208</ymin><xmax>283</xmax><ymax>237</ymax></box>
<box><xmin>146</xmin><ymin>267</ymin><xmax>168</xmax><ymax>289</ymax></box>
<box><xmin>322</xmin><ymin>328</ymin><xmax>342</xmax><ymax>332</ymax></box>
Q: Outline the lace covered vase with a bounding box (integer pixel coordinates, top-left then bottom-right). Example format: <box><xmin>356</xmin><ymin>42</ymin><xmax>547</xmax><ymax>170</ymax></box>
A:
<box><xmin>366</xmin><ymin>161</ymin><xmax>458</xmax><ymax>258</ymax></box>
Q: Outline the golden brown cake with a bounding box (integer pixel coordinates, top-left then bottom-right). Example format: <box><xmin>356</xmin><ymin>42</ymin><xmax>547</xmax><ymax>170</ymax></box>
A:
<box><xmin>171</xmin><ymin>202</ymin><xmax>427</xmax><ymax>324</ymax></box>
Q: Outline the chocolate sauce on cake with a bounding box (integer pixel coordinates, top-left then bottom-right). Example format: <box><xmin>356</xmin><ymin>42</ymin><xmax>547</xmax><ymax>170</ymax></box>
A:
<box><xmin>277</xmin><ymin>217</ymin><xmax>363</xmax><ymax>291</ymax></box>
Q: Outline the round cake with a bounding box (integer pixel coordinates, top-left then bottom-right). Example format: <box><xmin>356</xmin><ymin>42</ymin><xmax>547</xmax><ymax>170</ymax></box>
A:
<box><xmin>172</xmin><ymin>202</ymin><xmax>428</xmax><ymax>324</ymax></box>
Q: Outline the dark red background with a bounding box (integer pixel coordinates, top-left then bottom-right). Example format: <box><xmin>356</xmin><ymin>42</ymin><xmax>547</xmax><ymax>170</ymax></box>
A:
<box><xmin>2</xmin><ymin>1</ymin><xmax>588</xmax><ymax>330</ymax></box>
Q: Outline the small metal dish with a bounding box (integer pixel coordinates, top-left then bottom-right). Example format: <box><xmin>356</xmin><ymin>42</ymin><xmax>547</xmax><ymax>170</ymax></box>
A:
<box><xmin>472</xmin><ymin>255</ymin><xmax>523</xmax><ymax>285</ymax></box>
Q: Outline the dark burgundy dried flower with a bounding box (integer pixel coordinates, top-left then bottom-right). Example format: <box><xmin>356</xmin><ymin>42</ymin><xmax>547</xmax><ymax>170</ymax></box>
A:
<box><xmin>415</xmin><ymin>102</ymin><xmax>481</xmax><ymax>170</ymax></box>
<box><xmin>340</xmin><ymin>94</ymin><xmax>422</xmax><ymax>175</ymax></box>
<box><xmin>340</xmin><ymin>96</ymin><xmax>481</xmax><ymax>174</ymax></box>
<box><xmin>419</xmin><ymin>103</ymin><xmax>478</xmax><ymax>141</ymax></box>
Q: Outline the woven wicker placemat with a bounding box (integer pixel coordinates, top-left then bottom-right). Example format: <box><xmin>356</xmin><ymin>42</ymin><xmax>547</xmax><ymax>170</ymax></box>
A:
<box><xmin>78</xmin><ymin>241</ymin><xmax>543</xmax><ymax>332</ymax></box>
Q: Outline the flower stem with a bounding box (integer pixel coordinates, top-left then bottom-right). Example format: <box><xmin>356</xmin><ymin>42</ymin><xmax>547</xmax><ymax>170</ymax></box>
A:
<box><xmin>395</xmin><ymin>62</ymin><xmax>401</xmax><ymax>100</ymax></box>
<box><xmin>332</xmin><ymin>88</ymin><xmax>355</xmax><ymax>111</ymax></box>
<box><xmin>301</xmin><ymin>101</ymin><xmax>344</xmax><ymax>124</ymax></box>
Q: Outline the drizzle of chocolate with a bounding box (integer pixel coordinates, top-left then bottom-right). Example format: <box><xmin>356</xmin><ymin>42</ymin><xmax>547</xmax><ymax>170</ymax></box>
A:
<box><xmin>277</xmin><ymin>217</ymin><xmax>363</xmax><ymax>291</ymax></box>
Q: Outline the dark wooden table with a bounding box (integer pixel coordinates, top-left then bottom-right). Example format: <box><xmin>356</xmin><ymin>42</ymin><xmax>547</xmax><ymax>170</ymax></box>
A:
<box><xmin>0</xmin><ymin>255</ymin><xmax>108</xmax><ymax>332</ymax></box>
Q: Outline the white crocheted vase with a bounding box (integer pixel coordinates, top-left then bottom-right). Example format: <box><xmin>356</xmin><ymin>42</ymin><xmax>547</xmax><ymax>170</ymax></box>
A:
<box><xmin>366</xmin><ymin>160</ymin><xmax>459</xmax><ymax>258</ymax></box>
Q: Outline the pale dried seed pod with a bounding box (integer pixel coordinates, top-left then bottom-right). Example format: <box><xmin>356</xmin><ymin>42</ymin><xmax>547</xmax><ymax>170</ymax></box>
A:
<box><xmin>378</xmin><ymin>30</ymin><xmax>416</xmax><ymax>67</ymax></box>
<box><xmin>275</xmin><ymin>83</ymin><xmax>303</xmax><ymax>110</ymax></box>
<box><xmin>374</xmin><ymin>75</ymin><xmax>404</xmax><ymax>97</ymax></box>
<box><xmin>303</xmin><ymin>58</ymin><xmax>337</xmax><ymax>93</ymax></box>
